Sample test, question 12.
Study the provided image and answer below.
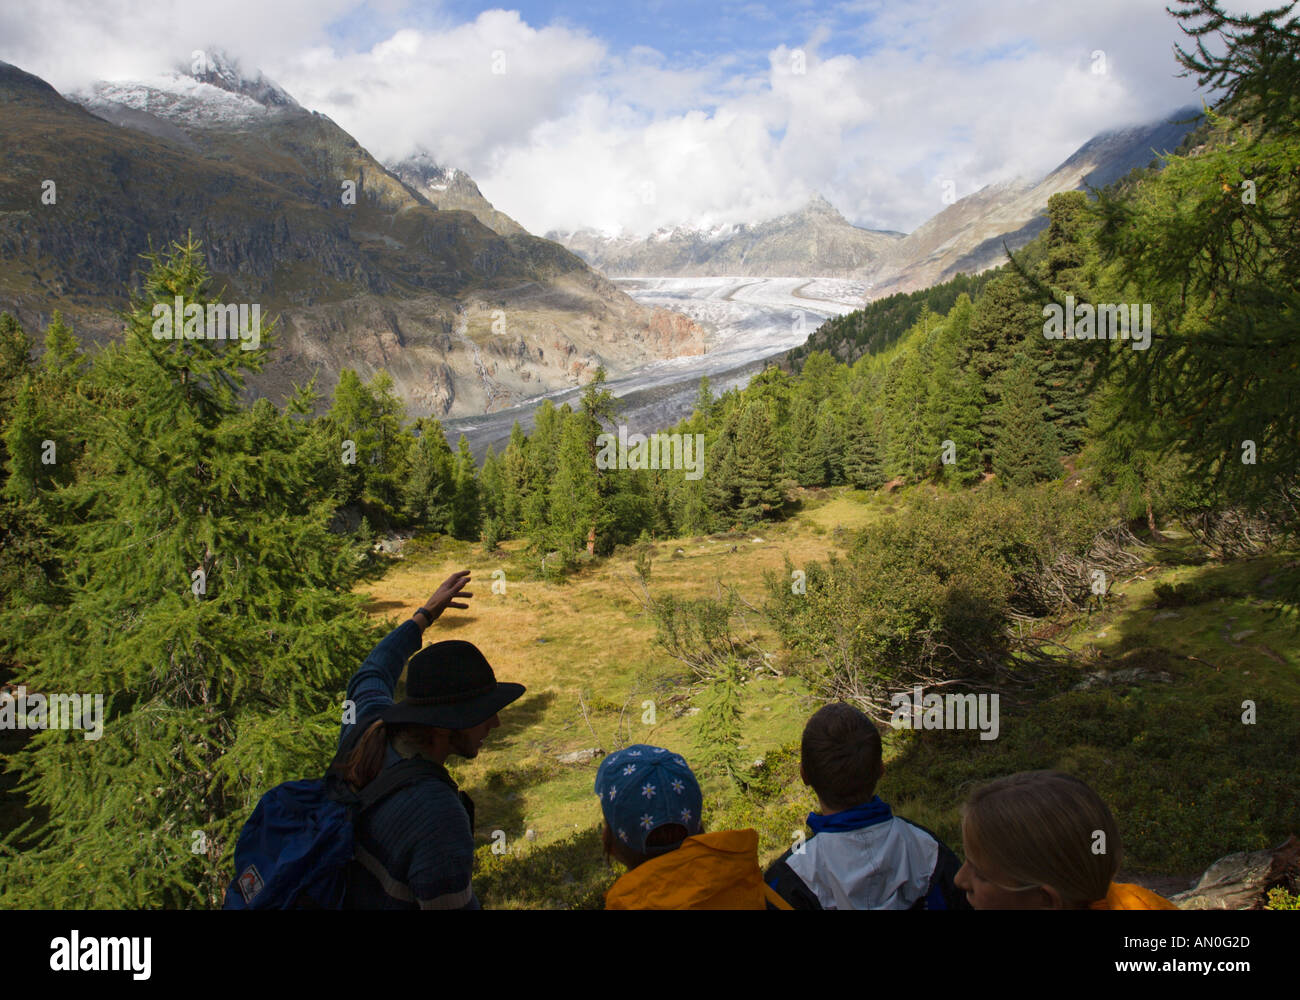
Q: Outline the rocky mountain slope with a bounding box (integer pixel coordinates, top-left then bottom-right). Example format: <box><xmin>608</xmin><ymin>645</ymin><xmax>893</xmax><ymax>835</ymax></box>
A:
<box><xmin>0</xmin><ymin>54</ymin><xmax>703</xmax><ymax>417</ymax></box>
<box><xmin>388</xmin><ymin>152</ymin><xmax>527</xmax><ymax>238</ymax></box>
<box><xmin>863</xmin><ymin>107</ymin><xmax>1204</xmax><ymax>296</ymax></box>
<box><xmin>551</xmin><ymin>195</ymin><xmax>904</xmax><ymax>278</ymax></box>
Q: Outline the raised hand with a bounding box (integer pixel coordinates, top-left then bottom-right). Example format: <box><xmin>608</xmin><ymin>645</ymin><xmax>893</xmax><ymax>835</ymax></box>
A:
<box><xmin>419</xmin><ymin>569</ymin><xmax>473</xmax><ymax>624</ymax></box>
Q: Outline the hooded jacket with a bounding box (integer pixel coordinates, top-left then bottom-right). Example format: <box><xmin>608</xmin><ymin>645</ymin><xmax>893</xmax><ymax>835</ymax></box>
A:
<box><xmin>605</xmin><ymin>829</ymin><xmax>791</xmax><ymax>910</ymax></box>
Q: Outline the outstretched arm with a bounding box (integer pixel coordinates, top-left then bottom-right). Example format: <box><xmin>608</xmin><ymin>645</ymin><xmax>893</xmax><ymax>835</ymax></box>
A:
<box><xmin>338</xmin><ymin>570</ymin><xmax>474</xmax><ymax>752</ymax></box>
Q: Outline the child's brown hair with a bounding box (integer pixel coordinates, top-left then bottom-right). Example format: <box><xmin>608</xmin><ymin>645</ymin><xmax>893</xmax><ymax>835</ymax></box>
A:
<box><xmin>801</xmin><ymin>703</ymin><xmax>884</xmax><ymax>811</ymax></box>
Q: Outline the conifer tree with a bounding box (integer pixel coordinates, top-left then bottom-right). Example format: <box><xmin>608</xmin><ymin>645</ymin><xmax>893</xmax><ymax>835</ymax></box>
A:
<box><xmin>0</xmin><ymin>315</ymin><xmax>64</xmax><ymax>650</ymax></box>
<box><xmin>991</xmin><ymin>352</ymin><xmax>1061</xmax><ymax>487</ymax></box>
<box><xmin>882</xmin><ymin>349</ymin><xmax>929</xmax><ymax>481</ymax></box>
<box><xmin>522</xmin><ymin>401</ymin><xmax>562</xmax><ymax>552</ymax></box>
<box><xmin>1035</xmin><ymin>193</ymin><xmax>1094</xmax><ymax>455</ymax></box>
<box><xmin>479</xmin><ymin>444</ymin><xmax>505</xmax><ymax>543</ymax></box>
<box><xmin>325</xmin><ymin>369</ymin><xmax>411</xmax><ymax>526</ymax></box>
<box><xmin>0</xmin><ymin>312</ymin><xmax>33</xmax><ymax>390</ymax></box>
<box><xmin>729</xmin><ymin>400</ymin><xmax>785</xmax><ymax>522</ymax></box>
<box><xmin>0</xmin><ymin>239</ymin><xmax>381</xmax><ymax>908</ymax></box>
<box><xmin>0</xmin><ymin>376</ymin><xmax>47</xmax><ymax>501</ymax></box>
<box><xmin>705</xmin><ymin>406</ymin><xmax>742</xmax><ymax>525</ymax></box>
<box><xmin>743</xmin><ymin>365</ymin><xmax>794</xmax><ymax>431</ymax></box>
<box><xmin>1043</xmin><ymin>191</ymin><xmax>1092</xmax><ymax>288</ymax></box>
<box><xmin>402</xmin><ymin>417</ymin><xmax>456</xmax><ymax>532</ymax></box>
<box><xmin>841</xmin><ymin>401</ymin><xmax>887</xmax><ymax>490</ymax></box>
<box><xmin>692</xmin><ymin>375</ymin><xmax>715</xmax><ymax>422</ymax></box>
<box><xmin>500</xmin><ymin>421</ymin><xmax>530</xmax><ymax>537</ymax></box>
<box><xmin>1082</xmin><ymin>376</ymin><xmax>1190</xmax><ymax>534</ymax></box>
<box><xmin>924</xmin><ymin>297</ymin><xmax>984</xmax><ymax>485</ymax></box>
<box><xmin>548</xmin><ymin>411</ymin><xmax>601</xmax><ymax>557</ymax></box>
<box><xmin>801</xmin><ymin>349</ymin><xmax>841</xmax><ymax>390</ymax></box>
<box><xmin>450</xmin><ymin>435</ymin><xmax>481</xmax><ymax>541</ymax></box>
<box><xmin>968</xmin><ymin>273</ymin><xmax>1041</xmax><ymax>464</ymax></box>
<box><xmin>1090</xmin><ymin>0</ymin><xmax>1300</xmax><ymax>511</ymax></box>
<box><xmin>577</xmin><ymin>368</ymin><xmax>620</xmax><ymax>553</ymax></box>
<box><xmin>671</xmin><ymin>415</ymin><xmax>712</xmax><ymax>535</ymax></box>
<box><xmin>40</xmin><ymin>311</ymin><xmax>82</xmax><ymax>380</ymax></box>
<box><xmin>692</xmin><ymin>658</ymin><xmax>747</xmax><ymax>793</ymax></box>
<box><xmin>813</xmin><ymin>400</ymin><xmax>846</xmax><ymax>486</ymax></box>
<box><xmin>784</xmin><ymin>396</ymin><xmax>829</xmax><ymax>485</ymax></box>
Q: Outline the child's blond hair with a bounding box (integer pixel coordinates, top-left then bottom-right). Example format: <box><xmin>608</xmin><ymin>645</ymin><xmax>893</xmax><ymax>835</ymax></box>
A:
<box><xmin>961</xmin><ymin>771</ymin><xmax>1121</xmax><ymax>907</ymax></box>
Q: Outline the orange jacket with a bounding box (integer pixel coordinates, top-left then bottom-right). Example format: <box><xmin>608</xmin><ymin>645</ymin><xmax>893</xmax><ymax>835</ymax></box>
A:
<box><xmin>1089</xmin><ymin>881</ymin><xmax>1179</xmax><ymax>910</ymax></box>
<box><xmin>604</xmin><ymin>829</ymin><xmax>791</xmax><ymax>910</ymax></box>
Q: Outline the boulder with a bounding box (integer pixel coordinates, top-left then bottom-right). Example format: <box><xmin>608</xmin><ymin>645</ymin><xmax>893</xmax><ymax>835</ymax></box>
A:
<box><xmin>1073</xmin><ymin>666</ymin><xmax>1175</xmax><ymax>691</ymax></box>
<box><xmin>556</xmin><ymin>748</ymin><xmax>602</xmax><ymax>765</ymax></box>
<box><xmin>1173</xmin><ymin>835</ymin><xmax>1300</xmax><ymax>909</ymax></box>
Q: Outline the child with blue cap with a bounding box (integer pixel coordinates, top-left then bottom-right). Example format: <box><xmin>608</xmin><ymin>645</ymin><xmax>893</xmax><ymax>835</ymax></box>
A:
<box><xmin>594</xmin><ymin>745</ymin><xmax>791</xmax><ymax>909</ymax></box>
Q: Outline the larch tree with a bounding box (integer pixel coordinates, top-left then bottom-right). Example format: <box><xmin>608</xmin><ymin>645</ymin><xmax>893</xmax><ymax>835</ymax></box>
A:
<box><xmin>0</xmin><ymin>239</ymin><xmax>382</xmax><ymax>908</ymax></box>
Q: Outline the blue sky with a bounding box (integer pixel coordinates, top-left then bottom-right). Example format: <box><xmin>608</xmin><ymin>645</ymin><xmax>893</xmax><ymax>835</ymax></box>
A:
<box><xmin>315</xmin><ymin>0</ymin><xmax>876</xmax><ymax>107</ymax></box>
<box><xmin>315</xmin><ymin>1</ymin><xmax>992</xmax><ymax>106</ymax></box>
<box><xmin>428</xmin><ymin>1</ymin><xmax>832</xmax><ymax>66</ymax></box>
<box><xmin>1</xmin><ymin>0</ymin><xmax>1260</xmax><ymax>235</ymax></box>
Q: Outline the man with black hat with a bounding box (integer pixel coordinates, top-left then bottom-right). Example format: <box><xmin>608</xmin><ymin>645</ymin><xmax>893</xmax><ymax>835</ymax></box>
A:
<box><xmin>333</xmin><ymin>569</ymin><xmax>525</xmax><ymax>909</ymax></box>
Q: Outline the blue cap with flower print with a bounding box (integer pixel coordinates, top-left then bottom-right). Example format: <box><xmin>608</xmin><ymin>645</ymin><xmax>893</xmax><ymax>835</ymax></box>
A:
<box><xmin>594</xmin><ymin>744</ymin><xmax>704</xmax><ymax>856</ymax></box>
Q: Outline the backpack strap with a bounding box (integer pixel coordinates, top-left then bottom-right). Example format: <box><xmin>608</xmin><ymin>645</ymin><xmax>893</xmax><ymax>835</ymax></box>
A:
<box><xmin>356</xmin><ymin>756</ymin><xmax>458</xmax><ymax>814</ymax></box>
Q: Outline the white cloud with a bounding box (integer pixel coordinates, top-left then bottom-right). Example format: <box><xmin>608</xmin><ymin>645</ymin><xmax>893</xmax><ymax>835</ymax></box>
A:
<box><xmin>0</xmin><ymin>0</ymin><xmax>1225</xmax><ymax>236</ymax></box>
<box><xmin>0</xmin><ymin>0</ymin><xmax>360</xmax><ymax>89</ymax></box>
<box><xmin>279</xmin><ymin>11</ymin><xmax>606</xmax><ymax>167</ymax></box>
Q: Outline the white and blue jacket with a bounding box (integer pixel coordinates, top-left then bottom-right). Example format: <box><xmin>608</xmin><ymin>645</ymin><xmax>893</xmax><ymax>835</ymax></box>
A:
<box><xmin>764</xmin><ymin>797</ymin><xmax>969</xmax><ymax>910</ymax></box>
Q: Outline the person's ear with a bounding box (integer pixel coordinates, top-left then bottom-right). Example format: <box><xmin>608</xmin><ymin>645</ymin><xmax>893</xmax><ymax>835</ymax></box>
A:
<box><xmin>799</xmin><ymin>761</ymin><xmax>809</xmax><ymax>787</ymax></box>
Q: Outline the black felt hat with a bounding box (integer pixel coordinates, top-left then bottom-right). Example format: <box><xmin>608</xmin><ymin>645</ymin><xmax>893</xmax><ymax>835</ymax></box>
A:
<box><xmin>381</xmin><ymin>640</ymin><xmax>525</xmax><ymax>730</ymax></box>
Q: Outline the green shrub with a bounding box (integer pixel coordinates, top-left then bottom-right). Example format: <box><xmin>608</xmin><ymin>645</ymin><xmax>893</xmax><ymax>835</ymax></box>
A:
<box><xmin>634</xmin><ymin>545</ymin><xmax>652</xmax><ymax>584</ymax></box>
<box><xmin>764</xmin><ymin>486</ymin><xmax>1122</xmax><ymax>712</ymax></box>
<box><xmin>1266</xmin><ymin>887</ymin><xmax>1300</xmax><ymax>910</ymax></box>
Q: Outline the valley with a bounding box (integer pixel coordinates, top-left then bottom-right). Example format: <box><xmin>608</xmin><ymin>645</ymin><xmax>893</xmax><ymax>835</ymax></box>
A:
<box><xmin>447</xmin><ymin>275</ymin><xmax>868</xmax><ymax>456</ymax></box>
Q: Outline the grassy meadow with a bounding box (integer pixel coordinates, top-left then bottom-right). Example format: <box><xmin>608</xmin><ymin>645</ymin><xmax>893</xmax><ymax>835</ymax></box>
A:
<box><xmin>355</xmin><ymin>486</ymin><xmax>1299</xmax><ymax>908</ymax></box>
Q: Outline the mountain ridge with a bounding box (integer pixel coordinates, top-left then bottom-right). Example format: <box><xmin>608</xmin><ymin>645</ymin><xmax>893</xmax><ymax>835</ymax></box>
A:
<box><xmin>0</xmin><ymin>58</ymin><xmax>705</xmax><ymax>418</ymax></box>
<box><xmin>864</xmin><ymin>105</ymin><xmax>1204</xmax><ymax>295</ymax></box>
<box><xmin>550</xmin><ymin>195</ymin><xmax>905</xmax><ymax>278</ymax></box>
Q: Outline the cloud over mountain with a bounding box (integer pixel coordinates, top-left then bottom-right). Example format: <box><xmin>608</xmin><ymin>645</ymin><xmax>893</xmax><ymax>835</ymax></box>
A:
<box><xmin>0</xmin><ymin>0</ymin><xmax>1262</xmax><ymax>237</ymax></box>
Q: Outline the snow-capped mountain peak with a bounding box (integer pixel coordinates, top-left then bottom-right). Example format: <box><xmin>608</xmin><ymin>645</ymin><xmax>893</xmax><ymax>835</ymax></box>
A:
<box><xmin>72</xmin><ymin>48</ymin><xmax>299</xmax><ymax>130</ymax></box>
<box><xmin>388</xmin><ymin>151</ymin><xmax>527</xmax><ymax>236</ymax></box>
<box><xmin>179</xmin><ymin>49</ymin><xmax>298</xmax><ymax>109</ymax></box>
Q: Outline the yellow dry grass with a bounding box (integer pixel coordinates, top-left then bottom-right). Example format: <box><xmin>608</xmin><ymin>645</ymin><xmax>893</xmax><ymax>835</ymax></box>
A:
<box><xmin>351</xmin><ymin>492</ymin><xmax>884</xmax><ymax>850</ymax></box>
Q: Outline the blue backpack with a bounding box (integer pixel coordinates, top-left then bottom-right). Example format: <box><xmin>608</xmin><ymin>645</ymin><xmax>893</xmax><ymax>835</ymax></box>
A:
<box><xmin>223</xmin><ymin>757</ymin><xmax>452</xmax><ymax>910</ymax></box>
